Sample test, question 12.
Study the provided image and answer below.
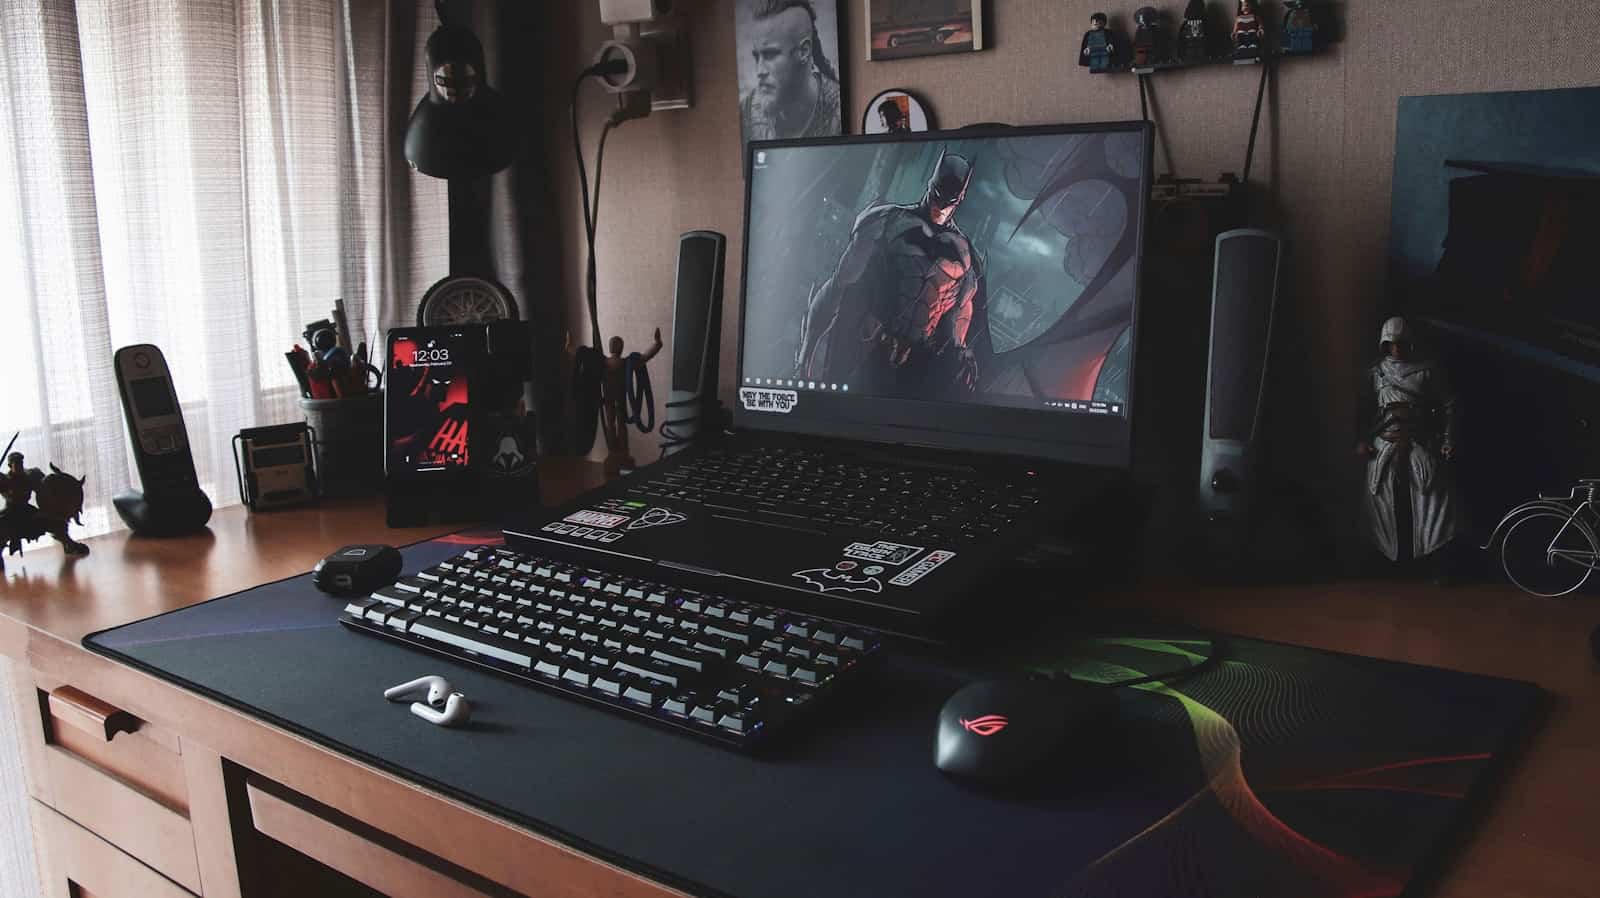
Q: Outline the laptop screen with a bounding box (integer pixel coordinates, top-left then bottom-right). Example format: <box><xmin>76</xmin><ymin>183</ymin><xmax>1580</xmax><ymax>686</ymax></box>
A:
<box><xmin>735</xmin><ymin>122</ymin><xmax>1152</xmax><ymax>467</ymax></box>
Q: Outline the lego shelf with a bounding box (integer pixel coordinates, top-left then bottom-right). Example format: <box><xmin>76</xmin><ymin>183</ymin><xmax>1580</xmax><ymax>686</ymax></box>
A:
<box><xmin>1093</xmin><ymin>47</ymin><xmax>1322</xmax><ymax>75</ymax></box>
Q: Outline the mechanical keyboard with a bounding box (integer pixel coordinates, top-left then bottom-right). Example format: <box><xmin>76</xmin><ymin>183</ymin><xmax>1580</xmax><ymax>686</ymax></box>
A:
<box><xmin>338</xmin><ymin>545</ymin><xmax>886</xmax><ymax>750</ymax></box>
<box><xmin>627</xmin><ymin>445</ymin><xmax>1043</xmax><ymax>544</ymax></box>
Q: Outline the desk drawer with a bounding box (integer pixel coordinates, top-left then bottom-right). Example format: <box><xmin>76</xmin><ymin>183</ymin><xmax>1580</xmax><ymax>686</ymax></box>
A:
<box><xmin>31</xmin><ymin>800</ymin><xmax>197</xmax><ymax>898</ymax></box>
<box><xmin>14</xmin><ymin>674</ymin><xmax>201</xmax><ymax>893</ymax></box>
<box><xmin>245</xmin><ymin>776</ymin><xmax>503</xmax><ymax>898</ymax></box>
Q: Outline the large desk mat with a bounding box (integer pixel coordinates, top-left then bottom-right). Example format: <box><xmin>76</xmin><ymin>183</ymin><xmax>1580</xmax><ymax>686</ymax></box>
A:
<box><xmin>86</xmin><ymin>530</ymin><xmax>1542</xmax><ymax>898</ymax></box>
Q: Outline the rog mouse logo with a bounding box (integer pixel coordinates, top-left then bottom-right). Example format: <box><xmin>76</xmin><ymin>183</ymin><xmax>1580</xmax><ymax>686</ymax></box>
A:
<box><xmin>960</xmin><ymin>714</ymin><xmax>1008</xmax><ymax>736</ymax></box>
<box><xmin>791</xmin><ymin>568</ymin><xmax>884</xmax><ymax>594</ymax></box>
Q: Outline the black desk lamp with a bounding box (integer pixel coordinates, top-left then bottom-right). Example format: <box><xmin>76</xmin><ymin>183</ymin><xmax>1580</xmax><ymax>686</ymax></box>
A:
<box><xmin>404</xmin><ymin>2</ymin><xmax>519</xmax><ymax>180</ymax></box>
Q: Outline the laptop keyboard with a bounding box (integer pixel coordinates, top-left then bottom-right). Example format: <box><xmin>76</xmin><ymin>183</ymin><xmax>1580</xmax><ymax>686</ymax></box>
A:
<box><xmin>340</xmin><ymin>545</ymin><xmax>886</xmax><ymax>751</ymax></box>
<box><xmin>625</xmin><ymin>446</ymin><xmax>1043</xmax><ymax>544</ymax></box>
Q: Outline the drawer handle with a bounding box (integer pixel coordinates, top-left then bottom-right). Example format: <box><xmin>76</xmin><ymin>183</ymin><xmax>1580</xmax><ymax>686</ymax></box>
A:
<box><xmin>48</xmin><ymin>686</ymin><xmax>139</xmax><ymax>742</ymax></box>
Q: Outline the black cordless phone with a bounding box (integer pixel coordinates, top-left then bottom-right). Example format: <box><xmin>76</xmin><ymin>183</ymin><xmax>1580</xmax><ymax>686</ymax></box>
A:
<box><xmin>114</xmin><ymin>344</ymin><xmax>201</xmax><ymax>497</ymax></box>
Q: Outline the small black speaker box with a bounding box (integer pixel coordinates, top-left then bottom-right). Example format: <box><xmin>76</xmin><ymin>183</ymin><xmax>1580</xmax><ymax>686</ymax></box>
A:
<box><xmin>1199</xmin><ymin>228</ymin><xmax>1282</xmax><ymax>543</ymax></box>
<box><xmin>662</xmin><ymin>230</ymin><xmax>726</xmax><ymax>456</ymax></box>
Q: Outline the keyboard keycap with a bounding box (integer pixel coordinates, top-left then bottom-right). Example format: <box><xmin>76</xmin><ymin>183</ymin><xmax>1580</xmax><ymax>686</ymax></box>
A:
<box><xmin>410</xmin><ymin>619</ymin><xmax>534</xmax><ymax>669</ymax></box>
<box><xmin>562</xmin><ymin>663</ymin><xmax>599</xmax><ymax>688</ymax></box>
<box><xmin>623</xmin><ymin>681</ymin><xmax>664</xmax><ymax>706</ymax></box>
<box><xmin>614</xmin><ymin>657</ymin><xmax>688</xmax><ymax>689</ymax></box>
<box><xmin>703</xmin><ymin>624</ymin><xmax>751</xmax><ymax>645</ymax></box>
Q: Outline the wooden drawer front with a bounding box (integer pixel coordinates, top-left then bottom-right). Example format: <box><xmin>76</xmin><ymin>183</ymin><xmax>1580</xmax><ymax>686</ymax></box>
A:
<box><xmin>246</xmin><ymin>777</ymin><xmax>502</xmax><ymax>898</ymax></box>
<box><xmin>44</xmin><ymin>686</ymin><xmax>189</xmax><ymax>813</ymax></box>
<box><xmin>30</xmin><ymin>800</ymin><xmax>196</xmax><ymax>898</ymax></box>
<box><xmin>29</xmin><ymin>682</ymin><xmax>201</xmax><ymax>893</ymax></box>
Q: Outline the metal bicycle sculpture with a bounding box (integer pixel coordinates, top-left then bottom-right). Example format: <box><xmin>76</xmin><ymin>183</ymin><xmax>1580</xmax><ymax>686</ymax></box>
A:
<box><xmin>1485</xmin><ymin>479</ymin><xmax>1600</xmax><ymax>597</ymax></box>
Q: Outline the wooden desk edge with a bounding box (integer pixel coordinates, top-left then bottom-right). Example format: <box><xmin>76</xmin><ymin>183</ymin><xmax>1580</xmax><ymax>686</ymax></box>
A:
<box><xmin>0</xmin><ymin>462</ymin><xmax>692</xmax><ymax>898</ymax></box>
<box><xmin>9</xmin><ymin>619</ymin><xmax>689</xmax><ymax>898</ymax></box>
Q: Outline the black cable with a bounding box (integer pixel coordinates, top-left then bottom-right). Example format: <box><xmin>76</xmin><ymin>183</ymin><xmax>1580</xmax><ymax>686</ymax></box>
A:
<box><xmin>588</xmin><ymin>119</ymin><xmax>618</xmax><ymax>348</ymax></box>
<box><xmin>658</xmin><ymin>396</ymin><xmax>703</xmax><ymax>459</ymax></box>
<box><xmin>570</xmin><ymin>60</ymin><xmax>626</xmax><ymax>350</ymax></box>
<box><xmin>570</xmin><ymin>74</ymin><xmax>604</xmax><ymax>350</ymax></box>
<box><xmin>569</xmin><ymin>59</ymin><xmax>628</xmax><ymax>455</ymax></box>
<box><xmin>570</xmin><ymin>345</ymin><xmax>605</xmax><ymax>455</ymax></box>
<box><xmin>1241</xmin><ymin>59</ymin><xmax>1271</xmax><ymax>185</ymax></box>
<box><xmin>623</xmin><ymin>351</ymin><xmax>655</xmax><ymax>433</ymax></box>
<box><xmin>1137</xmin><ymin>73</ymin><xmax>1150</xmax><ymax>122</ymax></box>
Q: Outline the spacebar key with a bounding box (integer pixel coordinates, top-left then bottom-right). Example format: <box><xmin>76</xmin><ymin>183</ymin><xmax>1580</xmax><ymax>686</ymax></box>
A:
<box><xmin>411</xmin><ymin>619</ymin><xmax>534</xmax><ymax>669</ymax></box>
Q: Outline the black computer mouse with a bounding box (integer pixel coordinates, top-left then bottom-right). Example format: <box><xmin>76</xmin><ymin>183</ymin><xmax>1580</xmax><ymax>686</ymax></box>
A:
<box><xmin>934</xmin><ymin>676</ymin><xmax>1119</xmax><ymax>785</ymax></box>
<box><xmin>313</xmin><ymin>544</ymin><xmax>403</xmax><ymax>597</ymax></box>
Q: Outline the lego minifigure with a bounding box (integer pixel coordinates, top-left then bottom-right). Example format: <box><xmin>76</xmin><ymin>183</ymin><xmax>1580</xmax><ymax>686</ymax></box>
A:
<box><xmin>1079</xmin><ymin>12</ymin><xmax>1120</xmax><ymax>72</ymax></box>
<box><xmin>1282</xmin><ymin>0</ymin><xmax>1317</xmax><ymax>54</ymax></box>
<box><xmin>1132</xmin><ymin>7</ymin><xmax>1167</xmax><ymax>67</ymax></box>
<box><xmin>1178</xmin><ymin>0</ymin><xmax>1210</xmax><ymax>62</ymax></box>
<box><xmin>1232</xmin><ymin>0</ymin><xmax>1263</xmax><ymax>60</ymax></box>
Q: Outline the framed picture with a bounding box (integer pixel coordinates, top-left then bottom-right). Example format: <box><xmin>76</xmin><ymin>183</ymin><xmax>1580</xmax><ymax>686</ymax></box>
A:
<box><xmin>866</xmin><ymin>0</ymin><xmax>984</xmax><ymax>61</ymax></box>
<box><xmin>735</xmin><ymin>0</ymin><xmax>843</xmax><ymax>145</ymax></box>
<box><xmin>862</xmin><ymin>88</ymin><xmax>932</xmax><ymax>133</ymax></box>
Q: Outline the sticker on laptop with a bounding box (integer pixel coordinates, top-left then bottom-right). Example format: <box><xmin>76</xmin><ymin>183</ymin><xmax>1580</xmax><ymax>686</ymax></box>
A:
<box><xmin>627</xmin><ymin>507</ymin><xmax>688</xmax><ymax>530</ymax></box>
<box><xmin>564</xmin><ymin>509</ymin><xmax>630</xmax><ymax>529</ymax></box>
<box><xmin>791</xmin><ymin>564</ymin><xmax>884</xmax><ymax>595</ymax></box>
<box><xmin>843</xmin><ymin>540</ymin><xmax>924</xmax><ymax>566</ymax></box>
<box><xmin>739</xmin><ymin>387</ymin><xmax>798</xmax><ymax>414</ymax></box>
<box><xmin>889</xmin><ymin>550</ymin><xmax>956</xmax><ymax>587</ymax></box>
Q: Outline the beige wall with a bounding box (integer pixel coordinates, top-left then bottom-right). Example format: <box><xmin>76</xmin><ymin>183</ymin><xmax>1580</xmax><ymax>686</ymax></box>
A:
<box><xmin>543</xmin><ymin>0</ymin><xmax>1600</xmax><ymax>527</ymax></box>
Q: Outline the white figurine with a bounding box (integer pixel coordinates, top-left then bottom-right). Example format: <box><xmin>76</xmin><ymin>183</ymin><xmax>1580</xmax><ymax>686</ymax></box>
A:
<box><xmin>1356</xmin><ymin>317</ymin><xmax>1461</xmax><ymax>572</ymax></box>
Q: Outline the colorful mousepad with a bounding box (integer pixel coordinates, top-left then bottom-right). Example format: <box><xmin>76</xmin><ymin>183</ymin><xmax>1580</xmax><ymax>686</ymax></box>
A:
<box><xmin>85</xmin><ymin>530</ymin><xmax>1542</xmax><ymax>898</ymax></box>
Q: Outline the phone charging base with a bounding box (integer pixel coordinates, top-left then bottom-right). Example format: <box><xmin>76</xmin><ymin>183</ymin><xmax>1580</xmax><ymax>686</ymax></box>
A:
<box><xmin>115</xmin><ymin>489</ymin><xmax>213</xmax><ymax>536</ymax></box>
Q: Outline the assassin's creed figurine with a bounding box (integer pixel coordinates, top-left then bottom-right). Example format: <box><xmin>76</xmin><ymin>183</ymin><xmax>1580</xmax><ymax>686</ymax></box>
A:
<box><xmin>1080</xmin><ymin>12</ymin><xmax>1120</xmax><ymax>72</ymax></box>
<box><xmin>1178</xmin><ymin>0</ymin><xmax>1210</xmax><ymax>62</ymax></box>
<box><xmin>1356</xmin><ymin>317</ymin><xmax>1461</xmax><ymax>578</ymax></box>
<box><xmin>1231</xmin><ymin>0</ymin><xmax>1263</xmax><ymax>59</ymax></box>
<box><xmin>0</xmin><ymin>439</ymin><xmax>89</xmax><ymax>571</ymax></box>
<box><xmin>1132</xmin><ymin>7</ymin><xmax>1167</xmax><ymax>68</ymax></box>
<box><xmin>1282</xmin><ymin>0</ymin><xmax>1317</xmax><ymax>54</ymax></box>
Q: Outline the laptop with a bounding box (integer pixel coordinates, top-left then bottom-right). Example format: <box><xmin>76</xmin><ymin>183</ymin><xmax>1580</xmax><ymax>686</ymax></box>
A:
<box><xmin>506</xmin><ymin>121</ymin><xmax>1154</xmax><ymax>638</ymax></box>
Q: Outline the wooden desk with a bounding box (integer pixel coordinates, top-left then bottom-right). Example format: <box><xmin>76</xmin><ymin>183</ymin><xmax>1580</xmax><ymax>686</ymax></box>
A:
<box><xmin>0</xmin><ymin>462</ymin><xmax>1595</xmax><ymax>898</ymax></box>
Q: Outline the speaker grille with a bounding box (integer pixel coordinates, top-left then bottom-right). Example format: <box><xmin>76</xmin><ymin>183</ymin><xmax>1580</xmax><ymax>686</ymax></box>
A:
<box><xmin>1208</xmin><ymin>233</ymin><xmax>1280</xmax><ymax>441</ymax></box>
<box><xmin>670</xmin><ymin>232</ymin><xmax>725</xmax><ymax>392</ymax></box>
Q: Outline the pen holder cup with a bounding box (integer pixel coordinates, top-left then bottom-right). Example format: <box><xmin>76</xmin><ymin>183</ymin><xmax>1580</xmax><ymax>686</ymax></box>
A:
<box><xmin>298</xmin><ymin>391</ymin><xmax>383</xmax><ymax>497</ymax></box>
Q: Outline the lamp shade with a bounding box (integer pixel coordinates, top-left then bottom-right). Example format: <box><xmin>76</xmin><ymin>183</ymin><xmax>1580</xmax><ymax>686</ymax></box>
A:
<box><xmin>404</xmin><ymin>23</ymin><xmax>519</xmax><ymax>179</ymax></box>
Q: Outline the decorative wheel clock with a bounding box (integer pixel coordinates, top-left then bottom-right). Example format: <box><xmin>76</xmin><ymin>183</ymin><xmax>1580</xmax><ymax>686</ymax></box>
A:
<box><xmin>416</xmin><ymin>275</ymin><xmax>519</xmax><ymax>326</ymax></box>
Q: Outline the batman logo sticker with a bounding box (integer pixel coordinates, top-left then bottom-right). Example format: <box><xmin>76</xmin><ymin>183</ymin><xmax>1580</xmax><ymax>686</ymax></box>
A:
<box><xmin>791</xmin><ymin>567</ymin><xmax>884</xmax><ymax>594</ymax></box>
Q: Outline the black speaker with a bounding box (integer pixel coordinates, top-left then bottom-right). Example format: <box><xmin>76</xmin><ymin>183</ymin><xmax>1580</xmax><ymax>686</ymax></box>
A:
<box><xmin>1199</xmin><ymin>229</ymin><xmax>1282</xmax><ymax>542</ymax></box>
<box><xmin>661</xmin><ymin>230</ymin><xmax>726</xmax><ymax>456</ymax></box>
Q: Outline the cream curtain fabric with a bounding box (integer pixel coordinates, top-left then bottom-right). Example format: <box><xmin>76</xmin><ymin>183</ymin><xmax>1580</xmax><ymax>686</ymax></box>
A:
<box><xmin>0</xmin><ymin>0</ymin><xmax>446</xmax><ymax>539</ymax></box>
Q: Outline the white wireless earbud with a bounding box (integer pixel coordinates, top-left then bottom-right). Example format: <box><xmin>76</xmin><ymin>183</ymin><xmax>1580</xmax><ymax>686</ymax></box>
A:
<box><xmin>384</xmin><ymin>675</ymin><xmax>454</xmax><ymax>707</ymax></box>
<box><xmin>409</xmin><ymin>692</ymin><xmax>471</xmax><ymax>727</ymax></box>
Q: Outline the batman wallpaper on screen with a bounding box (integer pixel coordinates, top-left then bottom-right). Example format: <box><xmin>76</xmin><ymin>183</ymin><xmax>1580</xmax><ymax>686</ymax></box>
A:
<box><xmin>743</xmin><ymin>131</ymin><xmax>1146</xmax><ymax>410</ymax></box>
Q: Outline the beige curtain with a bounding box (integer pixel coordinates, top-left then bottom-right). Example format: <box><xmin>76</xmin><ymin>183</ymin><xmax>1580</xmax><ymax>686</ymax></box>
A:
<box><xmin>0</xmin><ymin>0</ymin><xmax>447</xmax><ymax>539</ymax></box>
